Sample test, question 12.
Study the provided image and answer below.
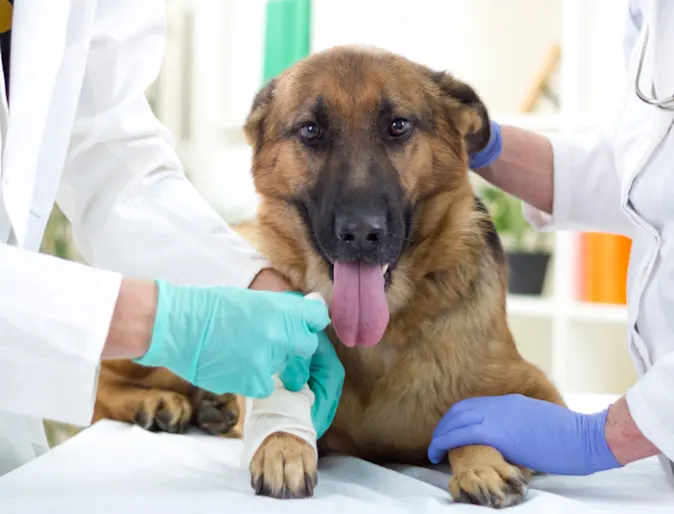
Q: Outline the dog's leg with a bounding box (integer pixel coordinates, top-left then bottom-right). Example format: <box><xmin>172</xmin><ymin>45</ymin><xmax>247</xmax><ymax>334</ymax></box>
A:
<box><xmin>448</xmin><ymin>445</ymin><xmax>527</xmax><ymax>509</ymax></box>
<box><xmin>94</xmin><ymin>380</ymin><xmax>193</xmax><ymax>434</ymax></box>
<box><xmin>96</xmin><ymin>362</ymin><xmax>243</xmax><ymax>437</ymax></box>
<box><xmin>243</xmin><ymin>376</ymin><xmax>317</xmax><ymax>499</ymax></box>
<box><xmin>190</xmin><ymin>389</ymin><xmax>244</xmax><ymax>438</ymax></box>
<box><xmin>446</xmin><ymin>364</ymin><xmax>565</xmax><ymax>508</ymax></box>
<box><xmin>249</xmin><ymin>432</ymin><xmax>318</xmax><ymax>498</ymax></box>
<box><xmin>513</xmin><ymin>363</ymin><xmax>567</xmax><ymax>481</ymax></box>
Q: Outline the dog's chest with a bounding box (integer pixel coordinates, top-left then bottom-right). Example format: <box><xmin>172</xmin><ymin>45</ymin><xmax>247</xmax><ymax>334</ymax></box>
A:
<box><xmin>329</xmin><ymin>342</ymin><xmax>454</xmax><ymax>462</ymax></box>
<box><xmin>358</xmin><ymin>344</ymin><xmax>400</xmax><ymax>376</ymax></box>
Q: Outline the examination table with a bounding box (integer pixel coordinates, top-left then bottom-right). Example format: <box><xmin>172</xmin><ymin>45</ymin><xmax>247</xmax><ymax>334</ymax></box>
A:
<box><xmin>1</xmin><ymin>393</ymin><xmax>673</xmax><ymax>513</ymax></box>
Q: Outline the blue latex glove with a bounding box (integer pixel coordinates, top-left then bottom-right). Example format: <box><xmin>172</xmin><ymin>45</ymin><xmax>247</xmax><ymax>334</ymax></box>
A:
<box><xmin>427</xmin><ymin>394</ymin><xmax>621</xmax><ymax>476</ymax></box>
<box><xmin>135</xmin><ymin>280</ymin><xmax>330</xmax><ymax>399</ymax></box>
<box><xmin>469</xmin><ymin>120</ymin><xmax>502</xmax><ymax>169</ymax></box>
<box><xmin>279</xmin><ymin>330</ymin><xmax>345</xmax><ymax>438</ymax></box>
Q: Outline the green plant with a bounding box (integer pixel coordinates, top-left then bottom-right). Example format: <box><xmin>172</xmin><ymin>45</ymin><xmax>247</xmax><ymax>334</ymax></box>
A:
<box><xmin>479</xmin><ymin>186</ymin><xmax>548</xmax><ymax>253</ymax></box>
<box><xmin>40</xmin><ymin>206</ymin><xmax>73</xmax><ymax>259</ymax></box>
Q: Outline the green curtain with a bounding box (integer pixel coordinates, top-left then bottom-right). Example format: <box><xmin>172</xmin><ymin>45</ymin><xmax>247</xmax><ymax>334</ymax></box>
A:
<box><xmin>262</xmin><ymin>0</ymin><xmax>311</xmax><ymax>82</ymax></box>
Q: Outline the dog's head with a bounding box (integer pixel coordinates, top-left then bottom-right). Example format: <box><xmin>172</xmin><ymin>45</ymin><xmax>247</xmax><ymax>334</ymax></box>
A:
<box><xmin>244</xmin><ymin>46</ymin><xmax>492</xmax><ymax>348</ymax></box>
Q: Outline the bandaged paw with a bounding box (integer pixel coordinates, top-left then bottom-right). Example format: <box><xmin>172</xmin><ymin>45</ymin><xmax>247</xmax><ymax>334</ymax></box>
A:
<box><xmin>240</xmin><ymin>292</ymin><xmax>324</xmax><ymax>468</ymax></box>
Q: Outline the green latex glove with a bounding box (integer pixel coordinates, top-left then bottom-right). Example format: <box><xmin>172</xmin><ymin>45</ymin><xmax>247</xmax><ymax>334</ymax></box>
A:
<box><xmin>279</xmin><ymin>330</ymin><xmax>345</xmax><ymax>438</ymax></box>
<box><xmin>135</xmin><ymin>280</ymin><xmax>330</xmax><ymax>399</ymax></box>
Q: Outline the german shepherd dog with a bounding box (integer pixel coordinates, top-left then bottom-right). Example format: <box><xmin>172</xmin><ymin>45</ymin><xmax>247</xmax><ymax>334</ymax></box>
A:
<box><xmin>93</xmin><ymin>45</ymin><xmax>565</xmax><ymax>509</ymax></box>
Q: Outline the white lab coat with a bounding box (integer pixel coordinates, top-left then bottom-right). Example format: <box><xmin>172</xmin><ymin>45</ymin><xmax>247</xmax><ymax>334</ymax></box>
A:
<box><xmin>0</xmin><ymin>1</ymin><xmax>267</xmax><ymax>476</ymax></box>
<box><xmin>524</xmin><ymin>0</ymin><xmax>674</xmax><ymax>481</ymax></box>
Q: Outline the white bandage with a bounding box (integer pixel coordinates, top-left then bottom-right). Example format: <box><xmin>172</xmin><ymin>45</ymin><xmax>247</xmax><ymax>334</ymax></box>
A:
<box><xmin>240</xmin><ymin>292</ymin><xmax>324</xmax><ymax>468</ymax></box>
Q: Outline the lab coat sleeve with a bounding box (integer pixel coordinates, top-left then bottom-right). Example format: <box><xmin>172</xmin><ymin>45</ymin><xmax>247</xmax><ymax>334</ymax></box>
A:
<box><xmin>0</xmin><ymin>242</ymin><xmax>121</xmax><ymax>426</ymax></box>
<box><xmin>521</xmin><ymin>129</ymin><xmax>634</xmax><ymax>237</ymax></box>
<box><xmin>625</xmin><ymin>350</ymin><xmax>674</xmax><ymax>462</ymax></box>
<box><xmin>56</xmin><ymin>0</ymin><xmax>269</xmax><ymax>287</ymax></box>
<box><xmin>625</xmin><ymin>246</ymin><xmax>674</xmax><ymax>462</ymax></box>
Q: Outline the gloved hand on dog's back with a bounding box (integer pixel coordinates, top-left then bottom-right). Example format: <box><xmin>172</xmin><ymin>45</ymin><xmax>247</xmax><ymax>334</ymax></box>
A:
<box><xmin>134</xmin><ymin>279</ymin><xmax>333</xmax><ymax>401</ymax></box>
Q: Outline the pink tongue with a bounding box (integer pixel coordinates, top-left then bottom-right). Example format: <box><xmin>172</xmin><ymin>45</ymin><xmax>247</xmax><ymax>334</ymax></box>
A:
<box><xmin>331</xmin><ymin>262</ymin><xmax>390</xmax><ymax>347</ymax></box>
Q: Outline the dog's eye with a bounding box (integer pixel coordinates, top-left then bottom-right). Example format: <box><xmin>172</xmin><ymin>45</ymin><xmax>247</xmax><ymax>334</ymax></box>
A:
<box><xmin>299</xmin><ymin>123</ymin><xmax>322</xmax><ymax>141</ymax></box>
<box><xmin>389</xmin><ymin>118</ymin><xmax>412</xmax><ymax>137</ymax></box>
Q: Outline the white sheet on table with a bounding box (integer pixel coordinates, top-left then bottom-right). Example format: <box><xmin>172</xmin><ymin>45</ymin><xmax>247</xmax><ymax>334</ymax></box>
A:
<box><xmin>0</xmin><ymin>395</ymin><xmax>672</xmax><ymax>513</ymax></box>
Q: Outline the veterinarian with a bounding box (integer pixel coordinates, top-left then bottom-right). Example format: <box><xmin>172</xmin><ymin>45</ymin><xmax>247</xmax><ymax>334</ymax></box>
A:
<box><xmin>0</xmin><ymin>1</ymin><xmax>344</xmax><ymax>477</ymax></box>
<box><xmin>429</xmin><ymin>0</ymin><xmax>674</xmax><ymax>483</ymax></box>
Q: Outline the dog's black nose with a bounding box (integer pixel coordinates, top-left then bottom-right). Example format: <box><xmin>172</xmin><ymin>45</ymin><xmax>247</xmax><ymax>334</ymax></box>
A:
<box><xmin>335</xmin><ymin>214</ymin><xmax>388</xmax><ymax>247</ymax></box>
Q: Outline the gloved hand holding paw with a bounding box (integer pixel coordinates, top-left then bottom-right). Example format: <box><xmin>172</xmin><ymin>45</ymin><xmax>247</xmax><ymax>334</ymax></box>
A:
<box><xmin>134</xmin><ymin>280</ymin><xmax>331</xmax><ymax>399</ymax></box>
<box><xmin>279</xmin><ymin>330</ymin><xmax>345</xmax><ymax>438</ymax></box>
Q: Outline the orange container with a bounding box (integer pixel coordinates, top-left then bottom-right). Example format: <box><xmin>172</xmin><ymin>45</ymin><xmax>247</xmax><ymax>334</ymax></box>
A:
<box><xmin>578</xmin><ymin>232</ymin><xmax>631</xmax><ymax>304</ymax></box>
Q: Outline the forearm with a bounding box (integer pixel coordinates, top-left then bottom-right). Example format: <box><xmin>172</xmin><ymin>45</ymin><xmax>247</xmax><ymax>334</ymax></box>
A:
<box><xmin>474</xmin><ymin>124</ymin><xmax>554</xmax><ymax>215</ymax></box>
<box><xmin>103</xmin><ymin>269</ymin><xmax>294</xmax><ymax>360</ymax></box>
<box><xmin>605</xmin><ymin>395</ymin><xmax>661</xmax><ymax>465</ymax></box>
<box><xmin>102</xmin><ymin>278</ymin><xmax>156</xmax><ymax>359</ymax></box>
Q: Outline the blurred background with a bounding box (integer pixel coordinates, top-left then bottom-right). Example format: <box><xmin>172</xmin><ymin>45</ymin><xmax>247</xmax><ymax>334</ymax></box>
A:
<box><xmin>42</xmin><ymin>0</ymin><xmax>634</xmax><ymax>444</ymax></box>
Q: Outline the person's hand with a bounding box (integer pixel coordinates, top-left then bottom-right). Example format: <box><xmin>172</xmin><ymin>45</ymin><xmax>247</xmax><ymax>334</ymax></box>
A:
<box><xmin>278</xmin><ymin>330</ymin><xmax>345</xmax><ymax>438</ymax></box>
<box><xmin>427</xmin><ymin>394</ymin><xmax>622</xmax><ymax>476</ymax></box>
<box><xmin>134</xmin><ymin>280</ymin><xmax>330</xmax><ymax>399</ymax></box>
<box><xmin>468</xmin><ymin>119</ymin><xmax>502</xmax><ymax>169</ymax></box>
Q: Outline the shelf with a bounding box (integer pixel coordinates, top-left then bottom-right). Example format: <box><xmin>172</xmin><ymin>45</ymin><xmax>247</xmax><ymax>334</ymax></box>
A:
<box><xmin>567</xmin><ymin>300</ymin><xmax>628</xmax><ymax>325</ymax></box>
<box><xmin>506</xmin><ymin>295</ymin><xmax>556</xmax><ymax>318</ymax></box>
<box><xmin>507</xmin><ymin>295</ymin><xmax>627</xmax><ymax>324</ymax></box>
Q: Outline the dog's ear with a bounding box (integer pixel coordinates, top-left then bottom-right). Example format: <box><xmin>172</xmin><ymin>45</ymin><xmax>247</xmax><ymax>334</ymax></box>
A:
<box><xmin>243</xmin><ymin>78</ymin><xmax>277</xmax><ymax>149</ymax></box>
<box><xmin>429</xmin><ymin>71</ymin><xmax>491</xmax><ymax>155</ymax></box>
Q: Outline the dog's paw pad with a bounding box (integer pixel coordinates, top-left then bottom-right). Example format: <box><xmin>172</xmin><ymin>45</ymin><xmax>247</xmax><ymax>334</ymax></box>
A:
<box><xmin>450</xmin><ymin>463</ymin><xmax>527</xmax><ymax>508</ymax></box>
<box><xmin>133</xmin><ymin>391</ymin><xmax>192</xmax><ymax>434</ymax></box>
<box><xmin>192</xmin><ymin>392</ymin><xmax>240</xmax><ymax>436</ymax></box>
<box><xmin>250</xmin><ymin>432</ymin><xmax>317</xmax><ymax>499</ymax></box>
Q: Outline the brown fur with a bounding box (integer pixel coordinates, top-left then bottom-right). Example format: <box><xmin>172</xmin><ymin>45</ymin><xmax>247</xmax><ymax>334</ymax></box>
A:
<box><xmin>94</xmin><ymin>361</ymin><xmax>244</xmax><ymax>438</ymax></box>
<box><xmin>94</xmin><ymin>46</ymin><xmax>564</xmax><ymax>509</ymax></box>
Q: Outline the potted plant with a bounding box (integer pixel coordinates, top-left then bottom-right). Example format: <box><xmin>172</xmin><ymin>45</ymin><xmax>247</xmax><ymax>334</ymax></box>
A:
<box><xmin>479</xmin><ymin>185</ymin><xmax>552</xmax><ymax>296</ymax></box>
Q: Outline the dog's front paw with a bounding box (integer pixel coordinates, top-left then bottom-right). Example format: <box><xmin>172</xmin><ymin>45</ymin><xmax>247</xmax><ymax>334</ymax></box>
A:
<box><xmin>190</xmin><ymin>390</ymin><xmax>241</xmax><ymax>437</ymax></box>
<box><xmin>249</xmin><ymin>432</ymin><xmax>317</xmax><ymax>499</ymax></box>
<box><xmin>448</xmin><ymin>445</ymin><xmax>530</xmax><ymax>508</ymax></box>
<box><xmin>449</xmin><ymin>461</ymin><xmax>527</xmax><ymax>509</ymax></box>
<box><xmin>133</xmin><ymin>390</ymin><xmax>193</xmax><ymax>434</ymax></box>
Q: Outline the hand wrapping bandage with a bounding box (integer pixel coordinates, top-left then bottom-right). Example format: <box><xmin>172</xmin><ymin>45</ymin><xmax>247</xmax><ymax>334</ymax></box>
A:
<box><xmin>240</xmin><ymin>292</ymin><xmax>323</xmax><ymax>467</ymax></box>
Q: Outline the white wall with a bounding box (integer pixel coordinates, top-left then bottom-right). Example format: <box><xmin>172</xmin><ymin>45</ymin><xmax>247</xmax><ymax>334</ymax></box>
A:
<box><xmin>313</xmin><ymin>0</ymin><xmax>564</xmax><ymax>116</ymax></box>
